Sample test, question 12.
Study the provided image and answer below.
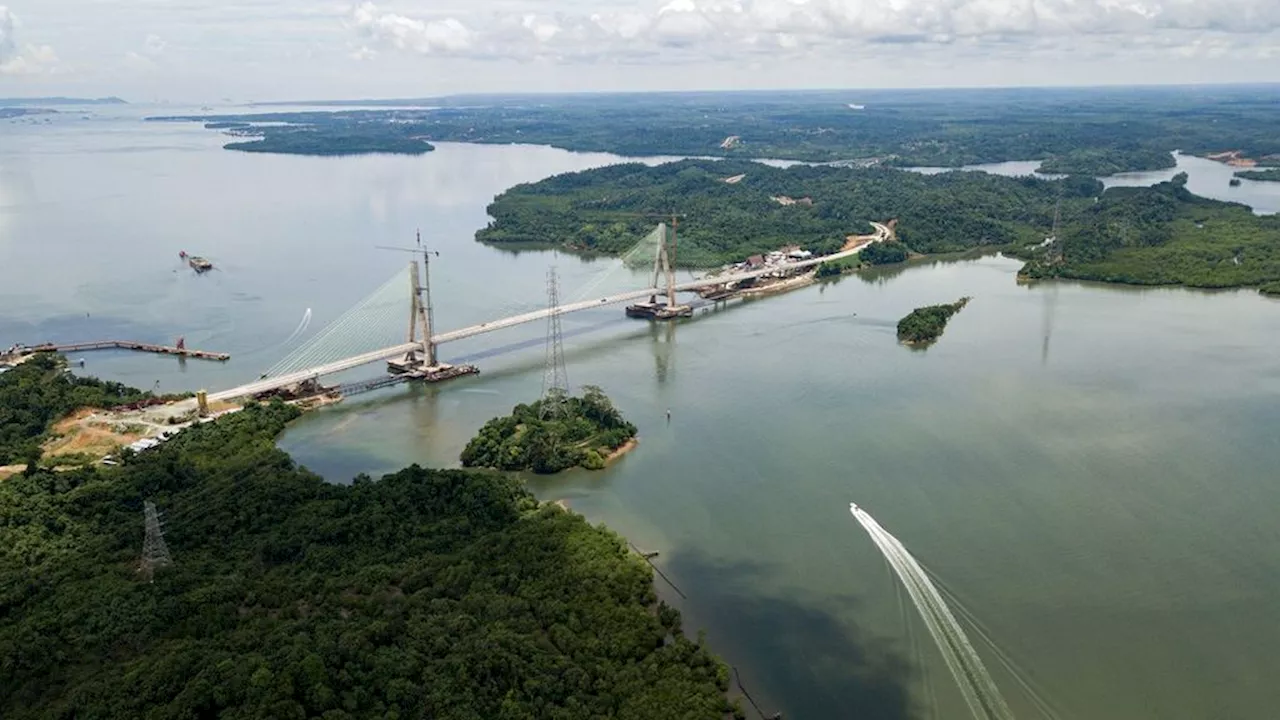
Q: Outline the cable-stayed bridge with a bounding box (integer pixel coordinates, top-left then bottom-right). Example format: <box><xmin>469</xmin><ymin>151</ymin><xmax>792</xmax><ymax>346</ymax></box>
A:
<box><xmin>207</xmin><ymin>222</ymin><xmax>890</xmax><ymax>402</ymax></box>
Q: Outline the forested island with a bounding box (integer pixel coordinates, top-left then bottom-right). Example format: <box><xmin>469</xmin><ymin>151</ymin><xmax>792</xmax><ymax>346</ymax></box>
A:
<box><xmin>155</xmin><ymin>86</ymin><xmax>1280</xmax><ymax>171</ymax></box>
<box><xmin>1036</xmin><ymin>148</ymin><xmax>1175</xmax><ymax>176</ymax></box>
<box><xmin>897</xmin><ymin>298</ymin><xmax>971</xmax><ymax>346</ymax></box>
<box><xmin>1235</xmin><ymin>169</ymin><xmax>1280</xmax><ymax>182</ymax></box>
<box><xmin>461</xmin><ymin>387</ymin><xmax>638</xmax><ymax>473</ymax></box>
<box><xmin>222</xmin><ymin>124</ymin><xmax>436</xmax><ymax>156</ymax></box>
<box><xmin>0</xmin><ymin>370</ymin><xmax>737</xmax><ymax>719</ymax></box>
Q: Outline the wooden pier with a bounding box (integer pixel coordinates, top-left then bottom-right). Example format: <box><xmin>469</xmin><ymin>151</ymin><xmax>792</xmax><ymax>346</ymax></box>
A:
<box><xmin>3</xmin><ymin>340</ymin><xmax>231</xmax><ymax>362</ymax></box>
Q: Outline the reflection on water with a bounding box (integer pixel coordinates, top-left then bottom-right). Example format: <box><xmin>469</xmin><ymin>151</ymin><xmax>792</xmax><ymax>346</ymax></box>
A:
<box><xmin>6</xmin><ymin>110</ymin><xmax>1280</xmax><ymax>719</ymax></box>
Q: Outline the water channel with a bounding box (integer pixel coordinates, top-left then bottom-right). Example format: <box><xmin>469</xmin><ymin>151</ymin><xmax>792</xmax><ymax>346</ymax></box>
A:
<box><xmin>3</xmin><ymin>107</ymin><xmax>1280</xmax><ymax>719</ymax></box>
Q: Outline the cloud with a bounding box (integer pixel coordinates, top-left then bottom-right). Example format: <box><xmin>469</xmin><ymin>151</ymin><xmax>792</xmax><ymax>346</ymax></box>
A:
<box><xmin>0</xmin><ymin>6</ymin><xmax>57</xmax><ymax>75</ymax></box>
<box><xmin>346</xmin><ymin>0</ymin><xmax>1280</xmax><ymax>63</ymax></box>
<box><xmin>351</xmin><ymin>2</ymin><xmax>475</xmax><ymax>54</ymax></box>
<box><xmin>144</xmin><ymin>33</ymin><xmax>167</xmax><ymax>56</ymax></box>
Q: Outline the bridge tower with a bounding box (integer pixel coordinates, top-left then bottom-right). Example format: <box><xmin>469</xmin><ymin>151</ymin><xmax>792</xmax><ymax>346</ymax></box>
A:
<box><xmin>382</xmin><ymin>230</ymin><xmax>441</xmax><ymax>374</ymax></box>
<box><xmin>628</xmin><ymin>220</ymin><xmax>691</xmax><ymax>320</ymax></box>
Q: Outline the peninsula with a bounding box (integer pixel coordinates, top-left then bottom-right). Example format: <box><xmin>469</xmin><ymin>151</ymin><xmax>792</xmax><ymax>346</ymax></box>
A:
<box><xmin>1235</xmin><ymin>169</ymin><xmax>1280</xmax><ymax>183</ymax></box>
<box><xmin>0</xmin><ymin>359</ymin><xmax>739</xmax><ymax>719</ymax></box>
<box><xmin>478</xmin><ymin>160</ymin><xmax>1280</xmax><ymax>296</ymax></box>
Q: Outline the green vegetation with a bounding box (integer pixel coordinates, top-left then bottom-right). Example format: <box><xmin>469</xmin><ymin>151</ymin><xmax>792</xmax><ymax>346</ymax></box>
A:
<box><xmin>1235</xmin><ymin>169</ymin><xmax>1280</xmax><ymax>182</ymax></box>
<box><xmin>1037</xmin><ymin>148</ymin><xmax>1175</xmax><ymax>176</ymax></box>
<box><xmin>221</xmin><ymin>124</ymin><xmax>435</xmax><ymax>156</ymax></box>
<box><xmin>476</xmin><ymin>159</ymin><xmax>1101</xmax><ymax>267</ymax></box>
<box><xmin>897</xmin><ymin>298</ymin><xmax>972</xmax><ymax>345</ymax></box>
<box><xmin>0</xmin><ymin>354</ymin><xmax>160</xmax><ymax>465</ymax></box>
<box><xmin>0</xmin><ymin>398</ymin><xmax>736</xmax><ymax>719</ymax></box>
<box><xmin>815</xmin><ymin>242</ymin><xmax>909</xmax><ymax>279</ymax></box>
<box><xmin>860</xmin><ymin>241</ymin><xmax>910</xmax><ymax>265</ymax></box>
<box><xmin>462</xmin><ymin>386</ymin><xmax>638</xmax><ymax>473</ymax></box>
<box><xmin>1018</xmin><ymin>173</ymin><xmax>1280</xmax><ymax>292</ymax></box>
<box><xmin>157</xmin><ymin>86</ymin><xmax>1280</xmax><ymax>170</ymax></box>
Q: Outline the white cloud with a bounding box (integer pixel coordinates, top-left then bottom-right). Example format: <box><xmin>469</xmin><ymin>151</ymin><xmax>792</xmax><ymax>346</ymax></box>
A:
<box><xmin>0</xmin><ymin>5</ymin><xmax>58</xmax><ymax>75</ymax></box>
<box><xmin>351</xmin><ymin>2</ymin><xmax>475</xmax><ymax>54</ymax></box>
<box><xmin>143</xmin><ymin>33</ymin><xmax>166</xmax><ymax>56</ymax></box>
<box><xmin>345</xmin><ymin>0</ymin><xmax>1280</xmax><ymax>62</ymax></box>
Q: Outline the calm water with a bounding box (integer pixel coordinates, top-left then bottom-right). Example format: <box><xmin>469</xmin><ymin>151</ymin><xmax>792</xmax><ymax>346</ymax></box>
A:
<box><xmin>4</xmin><ymin>107</ymin><xmax>1280</xmax><ymax>719</ymax></box>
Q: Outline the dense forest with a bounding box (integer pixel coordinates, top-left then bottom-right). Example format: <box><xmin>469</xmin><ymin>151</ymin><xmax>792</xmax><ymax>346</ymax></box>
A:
<box><xmin>815</xmin><ymin>241</ymin><xmax>909</xmax><ymax>278</ymax></box>
<box><xmin>476</xmin><ymin>159</ymin><xmax>1102</xmax><ymax>267</ymax></box>
<box><xmin>1036</xmin><ymin>148</ymin><xmax>1175</xmax><ymax>176</ymax></box>
<box><xmin>897</xmin><ymin>298</ymin><xmax>971</xmax><ymax>345</ymax></box>
<box><xmin>1235</xmin><ymin>169</ymin><xmax>1280</xmax><ymax>183</ymax></box>
<box><xmin>221</xmin><ymin>124</ymin><xmax>435</xmax><ymax>156</ymax></box>
<box><xmin>0</xmin><ymin>354</ymin><xmax>165</xmax><ymax>465</ymax></box>
<box><xmin>156</xmin><ymin>86</ymin><xmax>1280</xmax><ymax>170</ymax></box>
<box><xmin>461</xmin><ymin>387</ymin><xmax>638</xmax><ymax>473</ymax></box>
<box><xmin>1018</xmin><ymin>173</ymin><xmax>1280</xmax><ymax>293</ymax></box>
<box><xmin>0</xmin><ymin>399</ymin><xmax>737</xmax><ymax>719</ymax></box>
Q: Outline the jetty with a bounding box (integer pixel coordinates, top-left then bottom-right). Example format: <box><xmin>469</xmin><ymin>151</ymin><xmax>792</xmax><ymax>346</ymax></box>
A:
<box><xmin>2</xmin><ymin>340</ymin><xmax>231</xmax><ymax>362</ymax></box>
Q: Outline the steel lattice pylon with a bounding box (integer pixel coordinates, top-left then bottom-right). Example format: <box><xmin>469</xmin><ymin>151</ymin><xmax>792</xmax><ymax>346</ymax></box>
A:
<box><xmin>540</xmin><ymin>267</ymin><xmax>569</xmax><ymax>418</ymax></box>
<box><xmin>139</xmin><ymin>500</ymin><xmax>172</xmax><ymax>583</ymax></box>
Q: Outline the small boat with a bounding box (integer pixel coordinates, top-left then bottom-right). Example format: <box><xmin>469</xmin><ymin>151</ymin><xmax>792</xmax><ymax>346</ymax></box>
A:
<box><xmin>179</xmin><ymin>250</ymin><xmax>214</xmax><ymax>273</ymax></box>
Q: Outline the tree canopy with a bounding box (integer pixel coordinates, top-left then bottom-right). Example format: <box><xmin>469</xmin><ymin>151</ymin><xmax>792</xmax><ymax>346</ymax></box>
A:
<box><xmin>897</xmin><ymin>298</ymin><xmax>971</xmax><ymax>346</ymax></box>
<box><xmin>1</xmin><ymin>399</ymin><xmax>735</xmax><ymax>719</ymax></box>
<box><xmin>0</xmin><ymin>353</ymin><xmax>163</xmax><ymax>464</ymax></box>
<box><xmin>476</xmin><ymin>159</ymin><xmax>1100</xmax><ymax>267</ymax></box>
<box><xmin>461</xmin><ymin>386</ymin><xmax>638</xmax><ymax>474</ymax></box>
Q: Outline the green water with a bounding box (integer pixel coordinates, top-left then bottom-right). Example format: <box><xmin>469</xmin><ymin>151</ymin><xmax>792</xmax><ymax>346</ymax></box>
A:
<box><xmin>6</xmin><ymin>108</ymin><xmax>1280</xmax><ymax>719</ymax></box>
<box><xmin>281</xmin><ymin>256</ymin><xmax>1280</xmax><ymax>719</ymax></box>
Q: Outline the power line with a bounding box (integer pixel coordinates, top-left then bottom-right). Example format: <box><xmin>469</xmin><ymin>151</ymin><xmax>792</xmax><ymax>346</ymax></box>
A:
<box><xmin>139</xmin><ymin>500</ymin><xmax>172</xmax><ymax>583</ymax></box>
<box><xmin>540</xmin><ymin>266</ymin><xmax>569</xmax><ymax>418</ymax></box>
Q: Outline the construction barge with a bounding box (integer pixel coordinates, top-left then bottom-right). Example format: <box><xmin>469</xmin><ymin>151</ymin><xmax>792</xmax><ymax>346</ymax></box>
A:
<box><xmin>2</xmin><ymin>339</ymin><xmax>231</xmax><ymax>362</ymax></box>
<box><xmin>625</xmin><ymin>300</ymin><xmax>693</xmax><ymax>320</ymax></box>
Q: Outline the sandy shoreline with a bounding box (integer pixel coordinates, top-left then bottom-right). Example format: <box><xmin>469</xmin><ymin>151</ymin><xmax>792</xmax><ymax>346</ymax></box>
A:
<box><xmin>605</xmin><ymin>436</ymin><xmax>639</xmax><ymax>464</ymax></box>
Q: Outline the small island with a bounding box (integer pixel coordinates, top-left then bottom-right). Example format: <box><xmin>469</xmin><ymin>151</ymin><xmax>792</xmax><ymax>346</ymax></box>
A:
<box><xmin>1036</xmin><ymin>148</ymin><xmax>1176</xmax><ymax>176</ymax></box>
<box><xmin>897</xmin><ymin>297</ymin><xmax>971</xmax><ymax>346</ymax></box>
<box><xmin>1235</xmin><ymin>169</ymin><xmax>1280</xmax><ymax>183</ymax></box>
<box><xmin>461</xmin><ymin>386</ymin><xmax>638</xmax><ymax>473</ymax></box>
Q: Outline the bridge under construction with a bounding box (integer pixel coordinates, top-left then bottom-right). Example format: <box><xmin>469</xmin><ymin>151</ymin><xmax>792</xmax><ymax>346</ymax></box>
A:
<box><xmin>197</xmin><ymin>221</ymin><xmax>891</xmax><ymax>404</ymax></box>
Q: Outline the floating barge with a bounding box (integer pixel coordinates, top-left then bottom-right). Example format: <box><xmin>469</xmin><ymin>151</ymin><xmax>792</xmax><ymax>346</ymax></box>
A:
<box><xmin>386</xmin><ymin>356</ymin><xmax>480</xmax><ymax>383</ymax></box>
<box><xmin>625</xmin><ymin>301</ymin><xmax>693</xmax><ymax>320</ymax></box>
<box><xmin>3</xmin><ymin>340</ymin><xmax>230</xmax><ymax>362</ymax></box>
<box><xmin>179</xmin><ymin>251</ymin><xmax>214</xmax><ymax>273</ymax></box>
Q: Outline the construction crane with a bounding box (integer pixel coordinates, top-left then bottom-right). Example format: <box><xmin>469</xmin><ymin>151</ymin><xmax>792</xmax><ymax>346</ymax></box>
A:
<box><xmin>376</xmin><ymin>230</ymin><xmax>440</xmax><ymax>366</ymax></box>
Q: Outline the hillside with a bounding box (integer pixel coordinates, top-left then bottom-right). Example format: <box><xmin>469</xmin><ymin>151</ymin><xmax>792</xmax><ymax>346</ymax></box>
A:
<box><xmin>0</xmin><ymin>400</ymin><xmax>737</xmax><ymax>719</ymax></box>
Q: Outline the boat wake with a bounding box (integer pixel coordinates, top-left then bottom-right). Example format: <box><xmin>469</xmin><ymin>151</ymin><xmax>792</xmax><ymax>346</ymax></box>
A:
<box><xmin>849</xmin><ymin>503</ymin><xmax>1015</xmax><ymax>720</ymax></box>
<box><xmin>282</xmin><ymin>308</ymin><xmax>313</xmax><ymax>346</ymax></box>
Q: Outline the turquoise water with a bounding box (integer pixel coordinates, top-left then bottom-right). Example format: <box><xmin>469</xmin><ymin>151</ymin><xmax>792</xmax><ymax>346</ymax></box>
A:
<box><xmin>5</xmin><ymin>108</ymin><xmax>1280</xmax><ymax>719</ymax></box>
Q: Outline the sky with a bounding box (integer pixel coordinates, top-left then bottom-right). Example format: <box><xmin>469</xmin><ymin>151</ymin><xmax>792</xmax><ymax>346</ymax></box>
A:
<box><xmin>1</xmin><ymin>0</ymin><xmax>1278</xmax><ymax>102</ymax></box>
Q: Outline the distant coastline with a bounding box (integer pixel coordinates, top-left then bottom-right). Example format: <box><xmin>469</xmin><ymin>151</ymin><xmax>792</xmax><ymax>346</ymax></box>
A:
<box><xmin>0</xmin><ymin>97</ymin><xmax>126</xmax><ymax>106</ymax></box>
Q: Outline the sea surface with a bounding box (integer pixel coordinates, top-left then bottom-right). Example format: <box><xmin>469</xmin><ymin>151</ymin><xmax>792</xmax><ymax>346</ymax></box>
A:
<box><xmin>4</xmin><ymin>106</ymin><xmax>1280</xmax><ymax>719</ymax></box>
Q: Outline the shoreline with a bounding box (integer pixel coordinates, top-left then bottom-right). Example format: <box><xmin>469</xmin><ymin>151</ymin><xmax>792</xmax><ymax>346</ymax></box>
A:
<box><xmin>605</xmin><ymin>436</ymin><xmax>639</xmax><ymax>464</ymax></box>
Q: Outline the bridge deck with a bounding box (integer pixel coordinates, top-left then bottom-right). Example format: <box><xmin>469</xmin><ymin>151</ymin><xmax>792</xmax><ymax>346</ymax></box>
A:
<box><xmin>209</xmin><ymin>224</ymin><xmax>889</xmax><ymax>401</ymax></box>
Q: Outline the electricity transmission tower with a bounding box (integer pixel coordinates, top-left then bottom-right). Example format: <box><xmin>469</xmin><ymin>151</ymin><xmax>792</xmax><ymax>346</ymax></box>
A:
<box><xmin>540</xmin><ymin>266</ymin><xmax>569</xmax><ymax>418</ymax></box>
<box><xmin>139</xmin><ymin>500</ymin><xmax>172</xmax><ymax>582</ymax></box>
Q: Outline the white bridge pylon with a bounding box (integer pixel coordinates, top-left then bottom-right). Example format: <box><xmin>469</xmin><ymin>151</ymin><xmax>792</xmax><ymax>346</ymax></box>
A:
<box><xmin>210</xmin><ymin>222</ymin><xmax>890</xmax><ymax>402</ymax></box>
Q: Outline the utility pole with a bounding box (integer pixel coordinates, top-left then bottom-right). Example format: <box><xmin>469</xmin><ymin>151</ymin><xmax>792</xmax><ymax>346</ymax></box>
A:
<box><xmin>139</xmin><ymin>500</ymin><xmax>172</xmax><ymax>583</ymax></box>
<box><xmin>540</xmin><ymin>266</ymin><xmax>569</xmax><ymax>418</ymax></box>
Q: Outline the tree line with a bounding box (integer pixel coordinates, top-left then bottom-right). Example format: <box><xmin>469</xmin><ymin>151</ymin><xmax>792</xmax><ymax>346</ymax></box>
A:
<box><xmin>1</xmin><ymin>392</ymin><xmax>737</xmax><ymax>719</ymax></box>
